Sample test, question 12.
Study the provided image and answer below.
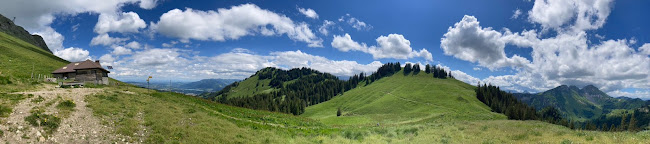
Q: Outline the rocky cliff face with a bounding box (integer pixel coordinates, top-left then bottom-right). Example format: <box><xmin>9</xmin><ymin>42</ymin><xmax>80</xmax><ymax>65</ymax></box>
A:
<box><xmin>0</xmin><ymin>14</ymin><xmax>51</xmax><ymax>53</ymax></box>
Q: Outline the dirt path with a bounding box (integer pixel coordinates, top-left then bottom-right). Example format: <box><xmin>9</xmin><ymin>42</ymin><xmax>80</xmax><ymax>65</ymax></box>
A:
<box><xmin>0</xmin><ymin>87</ymin><xmax>116</xmax><ymax>143</ymax></box>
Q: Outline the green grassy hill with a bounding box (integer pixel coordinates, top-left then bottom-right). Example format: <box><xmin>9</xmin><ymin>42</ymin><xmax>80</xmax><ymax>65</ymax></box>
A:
<box><xmin>0</xmin><ymin>31</ymin><xmax>68</xmax><ymax>92</ymax></box>
<box><xmin>302</xmin><ymin>70</ymin><xmax>506</xmax><ymax>126</ymax></box>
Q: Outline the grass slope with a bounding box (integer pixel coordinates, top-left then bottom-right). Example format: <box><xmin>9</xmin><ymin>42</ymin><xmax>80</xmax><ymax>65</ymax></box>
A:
<box><xmin>302</xmin><ymin>70</ymin><xmax>506</xmax><ymax>126</ymax></box>
<box><xmin>0</xmin><ymin>31</ymin><xmax>68</xmax><ymax>92</ymax></box>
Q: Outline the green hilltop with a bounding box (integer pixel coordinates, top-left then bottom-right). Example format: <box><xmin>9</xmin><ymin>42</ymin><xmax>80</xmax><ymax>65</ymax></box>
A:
<box><xmin>302</xmin><ymin>70</ymin><xmax>506</xmax><ymax>126</ymax></box>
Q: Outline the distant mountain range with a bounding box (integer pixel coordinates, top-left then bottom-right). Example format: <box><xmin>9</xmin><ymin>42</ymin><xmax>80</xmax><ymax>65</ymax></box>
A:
<box><xmin>514</xmin><ymin>85</ymin><xmax>648</xmax><ymax>121</ymax></box>
<box><xmin>126</xmin><ymin>79</ymin><xmax>239</xmax><ymax>95</ymax></box>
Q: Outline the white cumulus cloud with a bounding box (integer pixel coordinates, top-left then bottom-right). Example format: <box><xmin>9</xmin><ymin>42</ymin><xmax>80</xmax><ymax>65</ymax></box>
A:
<box><xmin>332</xmin><ymin>33</ymin><xmax>433</xmax><ymax>61</ymax></box>
<box><xmin>54</xmin><ymin>47</ymin><xmax>91</xmax><ymax>62</ymax></box>
<box><xmin>440</xmin><ymin>15</ymin><xmax>532</xmax><ymax>70</ymax></box>
<box><xmin>90</xmin><ymin>33</ymin><xmax>129</xmax><ymax>46</ymax></box>
<box><xmin>150</xmin><ymin>4</ymin><xmax>323</xmax><ymax>47</ymax></box>
<box><xmin>94</xmin><ymin>11</ymin><xmax>147</xmax><ymax>34</ymax></box>
<box><xmin>297</xmin><ymin>7</ymin><xmax>318</xmax><ymax>19</ymax></box>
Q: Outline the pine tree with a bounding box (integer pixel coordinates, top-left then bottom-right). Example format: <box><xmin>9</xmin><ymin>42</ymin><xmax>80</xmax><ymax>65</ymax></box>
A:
<box><xmin>628</xmin><ymin>114</ymin><xmax>637</xmax><ymax>131</ymax></box>
<box><xmin>619</xmin><ymin>114</ymin><xmax>627</xmax><ymax>131</ymax></box>
<box><xmin>425</xmin><ymin>64</ymin><xmax>431</xmax><ymax>74</ymax></box>
<box><xmin>404</xmin><ymin>63</ymin><xmax>412</xmax><ymax>75</ymax></box>
<box><xmin>433</xmin><ymin>66</ymin><xmax>439</xmax><ymax>78</ymax></box>
<box><xmin>413</xmin><ymin>64</ymin><xmax>421</xmax><ymax>75</ymax></box>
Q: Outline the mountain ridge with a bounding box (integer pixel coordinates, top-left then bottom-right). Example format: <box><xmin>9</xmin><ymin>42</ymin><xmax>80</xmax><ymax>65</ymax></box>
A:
<box><xmin>0</xmin><ymin>14</ymin><xmax>51</xmax><ymax>53</ymax></box>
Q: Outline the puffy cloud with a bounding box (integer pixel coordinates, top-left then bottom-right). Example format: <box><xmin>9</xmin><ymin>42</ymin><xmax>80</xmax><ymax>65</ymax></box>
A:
<box><xmin>33</xmin><ymin>27</ymin><xmax>64</xmax><ymax>52</ymax></box>
<box><xmin>161</xmin><ymin>41</ymin><xmax>178</xmax><ymax>48</ymax></box>
<box><xmin>339</xmin><ymin>14</ymin><xmax>372</xmax><ymax>31</ymax></box>
<box><xmin>131</xmin><ymin>48</ymin><xmax>185</xmax><ymax>66</ymax></box>
<box><xmin>150</xmin><ymin>4</ymin><xmax>323</xmax><ymax>47</ymax></box>
<box><xmin>528</xmin><ymin>0</ymin><xmax>613</xmax><ymax>32</ymax></box>
<box><xmin>332</xmin><ymin>33</ymin><xmax>433</xmax><ymax>61</ymax></box>
<box><xmin>440</xmin><ymin>15</ymin><xmax>532</xmax><ymax>69</ymax></box>
<box><xmin>318</xmin><ymin>20</ymin><xmax>335</xmax><ymax>35</ymax></box>
<box><xmin>90</xmin><ymin>33</ymin><xmax>129</xmax><ymax>46</ymax></box>
<box><xmin>94</xmin><ymin>12</ymin><xmax>147</xmax><ymax>34</ymax></box>
<box><xmin>331</xmin><ymin>33</ymin><xmax>368</xmax><ymax>52</ymax></box>
<box><xmin>297</xmin><ymin>7</ymin><xmax>318</xmax><ymax>19</ymax></box>
<box><xmin>125</xmin><ymin>41</ymin><xmax>142</xmax><ymax>49</ymax></box>
<box><xmin>112</xmin><ymin>46</ymin><xmax>132</xmax><ymax>55</ymax></box>
<box><xmin>511</xmin><ymin>9</ymin><xmax>522</xmax><ymax>19</ymax></box>
<box><xmin>139</xmin><ymin>0</ymin><xmax>159</xmax><ymax>9</ymax></box>
<box><xmin>54</xmin><ymin>47</ymin><xmax>91</xmax><ymax>62</ymax></box>
<box><xmin>639</xmin><ymin>43</ymin><xmax>650</xmax><ymax>55</ymax></box>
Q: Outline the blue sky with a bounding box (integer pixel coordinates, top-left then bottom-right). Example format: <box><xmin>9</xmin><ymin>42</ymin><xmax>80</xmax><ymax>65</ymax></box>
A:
<box><xmin>1</xmin><ymin>0</ymin><xmax>649</xmax><ymax>99</ymax></box>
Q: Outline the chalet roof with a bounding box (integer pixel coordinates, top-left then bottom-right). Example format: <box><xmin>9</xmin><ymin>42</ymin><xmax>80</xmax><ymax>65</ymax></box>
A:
<box><xmin>52</xmin><ymin>60</ymin><xmax>110</xmax><ymax>74</ymax></box>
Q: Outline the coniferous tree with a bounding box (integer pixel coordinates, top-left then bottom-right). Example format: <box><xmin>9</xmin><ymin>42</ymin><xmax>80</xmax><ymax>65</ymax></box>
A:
<box><xmin>425</xmin><ymin>64</ymin><xmax>431</xmax><ymax>74</ymax></box>
<box><xmin>620</xmin><ymin>114</ymin><xmax>627</xmax><ymax>131</ymax></box>
<box><xmin>433</xmin><ymin>66</ymin><xmax>439</xmax><ymax>78</ymax></box>
<box><xmin>628</xmin><ymin>114</ymin><xmax>637</xmax><ymax>131</ymax></box>
<box><xmin>413</xmin><ymin>64</ymin><xmax>420</xmax><ymax>75</ymax></box>
<box><xmin>404</xmin><ymin>63</ymin><xmax>412</xmax><ymax>75</ymax></box>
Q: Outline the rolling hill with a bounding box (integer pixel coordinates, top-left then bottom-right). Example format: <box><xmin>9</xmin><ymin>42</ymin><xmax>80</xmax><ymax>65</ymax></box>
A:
<box><xmin>302</xmin><ymin>70</ymin><xmax>506</xmax><ymax>126</ymax></box>
<box><xmin>514</xmin><ymin>85</ymin><xmax>647</xmax><ymax>121</ymax></box>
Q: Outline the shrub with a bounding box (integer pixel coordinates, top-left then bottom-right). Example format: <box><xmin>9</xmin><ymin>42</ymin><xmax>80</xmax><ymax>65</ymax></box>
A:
<box><xmin>0</xmin><ymin>105</ymin><xmax>12</xmax><ymax>117</ymax></box>
<box><xmin>25</xmin><ymin>112</ymin><xmax>61</xmax><ymax>133</ymax></box>
<box><xmin>0</xmin><ymin>76</ymin><xmax>12</xmax><ymax>85</ymax></box>
<box><xmin>57</xmin><ymin>100</ymin><xmax>76</xmax><ymax>109</ymax></box>
<box><xmin>31</xmin><ymin>96</ymin><xmax>45</xmax><ymax>103</ymax></box>
<box><xmin>337</xmin><ymin>108</ymin><xmax>342</xmax><ymax>117</ymax></box>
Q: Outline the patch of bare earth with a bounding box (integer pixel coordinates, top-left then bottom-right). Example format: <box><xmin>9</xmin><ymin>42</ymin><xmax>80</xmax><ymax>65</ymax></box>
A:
<box><xmin>0</xmin><ymin>87</ymin><xmax>118</xmax><ymax>143</ymax></box>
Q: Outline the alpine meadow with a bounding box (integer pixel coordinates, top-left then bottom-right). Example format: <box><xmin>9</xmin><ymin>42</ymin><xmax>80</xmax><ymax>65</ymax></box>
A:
<box><xmin>1</xmin><ymin>0</ymin><xmax>650</xmax><ymax>143</ymax></box>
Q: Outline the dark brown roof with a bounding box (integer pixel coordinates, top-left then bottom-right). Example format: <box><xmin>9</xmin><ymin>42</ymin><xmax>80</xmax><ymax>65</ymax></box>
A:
<box><xmin>52</xmin><ymin>60</ymin><xmax>110</xmax><ymax>74</ymax></box>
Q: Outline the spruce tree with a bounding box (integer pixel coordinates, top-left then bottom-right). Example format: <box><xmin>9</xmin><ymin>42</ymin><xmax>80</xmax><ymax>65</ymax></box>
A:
<box><xmin>628</xmin><ymin>114</ymin><xmax>637</xmax><ymax>131</ymax></box>
<box><xmin>425</xmin><ymin>64</ymin><xmax>431</xmax><ymax>74</ymax></box>
<box><xmin>619</xmin><ymin>114</ymin><xmax>627</xmax><ymax>131</ymax></box>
